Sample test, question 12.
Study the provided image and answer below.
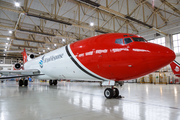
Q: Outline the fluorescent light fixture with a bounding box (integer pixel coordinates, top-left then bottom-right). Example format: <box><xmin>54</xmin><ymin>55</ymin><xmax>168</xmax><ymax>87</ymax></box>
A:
<box><xmin>90</xmin><ymin>22</ymin><xmax>94</xmax><ymax>26</ymax></box>
<box><xmin>15</xmin><ymin>2</ymin><xmax>20</xmax><ymax>7</ymax></box>
<box><xmin>26</xmin><ymin>13</ymin><xmax>72</xmax><ymax>26</ymax></box>
<box><xmin>54</xmin><ymin>44</ymin><xmax>56</xmax><ymax>46</ymax></box>
<box><xmin>9</xmin><ymin>30</ymin><xmax>12</xmax><ymax>34</ymax></box>
<box><xmin>7</xmin><ymin>37</ymin><xmax>10</xmax><ymax>40</ymax></box>
<box><xmin>78</xmin><ymin>0</ymin><xmax>100</xmax><ymax>7</ymax></box>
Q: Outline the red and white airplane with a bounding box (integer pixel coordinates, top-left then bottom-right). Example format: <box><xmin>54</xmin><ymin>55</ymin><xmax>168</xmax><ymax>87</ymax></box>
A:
<box><xmin>0</xmin><ymin>33</ymin><xmax>175</xmax><ymax>98</ymax></box>
<box><xmin>170</xmin><ymin>60</ymin><xmax>180</xmax><ymax>77</ymax></box>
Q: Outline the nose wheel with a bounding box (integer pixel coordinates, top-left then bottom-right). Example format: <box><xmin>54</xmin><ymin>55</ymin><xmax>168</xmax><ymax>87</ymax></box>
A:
<box><xmin>104</xmin><ymin>87</ymin><xmax>119</xmax><ymax>99</ymax></box>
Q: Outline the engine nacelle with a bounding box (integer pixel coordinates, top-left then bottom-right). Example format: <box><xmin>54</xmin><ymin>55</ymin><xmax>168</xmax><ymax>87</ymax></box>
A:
<box><xmin>14</xmin><ymin>63</ymin><xmax>21</xmax><ymax>70</ymax></box>
<box><xmin>29</xmin><ymin>54</ymin><xmax>35</xmax><ymax>59</ymax></box>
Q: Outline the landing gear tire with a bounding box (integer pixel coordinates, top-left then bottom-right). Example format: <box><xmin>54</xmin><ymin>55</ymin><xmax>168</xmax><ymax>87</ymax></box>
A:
<box><xmin>49</xmin><ymin>80</ymin><xmax>53</xmax><ymax>85</ymax></box>
<box><xmin>53</xmin><ymin>80</ymin><xmax>57</xmax><ymax>85</ymax></box>
<box><xmin>113</xmin><ymin>88</ymin><xmax>119</xmax><ymax>98</ymax></box>
<box><xmin>19</xmin><ymin>79</ymin><xmax>23</xmax><ymax>86</ymax></box>
<box><xmin>24</xmin><ymin>80</ymin><xmax>28</xmax><ymax>86</ymax></box>
<box><xmin>104</xmin><ymin>88</ymin><xmax>113</xmax><ymax>99</ymax></box>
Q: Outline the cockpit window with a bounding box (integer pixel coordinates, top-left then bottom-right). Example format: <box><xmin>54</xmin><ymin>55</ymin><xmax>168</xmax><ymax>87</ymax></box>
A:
<box><xmin>115</xmin><ymin>39</ymin><xmax>124</xmax><ymax>45</ymax></box>
<box><xmin>124</xmin><ymin>38</ymin><xmax>133</xmax><ymax>44</ymax></box>
<box><xmin>132</xmin><ymin>37</ymin><xmax>146</xmax><ymax>42</ymax></box>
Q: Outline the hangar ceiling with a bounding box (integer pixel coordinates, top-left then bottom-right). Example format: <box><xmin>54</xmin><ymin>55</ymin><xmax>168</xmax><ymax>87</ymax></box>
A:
<box><xmin>0</xmin><ymin>0</ymin><xmax>179</xmax><ymax>58</ymax></box>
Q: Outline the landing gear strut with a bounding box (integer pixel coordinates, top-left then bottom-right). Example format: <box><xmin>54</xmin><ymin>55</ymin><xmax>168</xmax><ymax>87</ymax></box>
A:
<box><xmin>104</xmin><ymin>86</ymin><xmax>119</xmax><ymax>99</ymax></box>
<box><xmin>49</xmin><ymin>80</ymin><xmax>58</xmax><ymax>85</ymax></box>
<box><xmin>19</xmin><ymin>78</ymin><xmax>28</xmax><ymax>87</ymax></box>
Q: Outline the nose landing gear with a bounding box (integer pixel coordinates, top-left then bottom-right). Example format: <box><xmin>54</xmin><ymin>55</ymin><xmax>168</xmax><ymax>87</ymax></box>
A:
<box><xmin>104</xmin><ymin>86</ymin><xmax>120</xmax><ymax>99</ymax></box>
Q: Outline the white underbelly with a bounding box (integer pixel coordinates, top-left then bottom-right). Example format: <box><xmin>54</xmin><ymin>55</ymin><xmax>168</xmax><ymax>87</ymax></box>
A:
<box><xmin>41</xmin><ymin>45</ymin><xmax>108</xmax><ymax>81</ymax></box>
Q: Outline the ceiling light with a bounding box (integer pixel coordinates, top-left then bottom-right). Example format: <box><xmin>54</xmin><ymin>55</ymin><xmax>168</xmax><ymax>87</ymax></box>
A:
<box><xmin>6</xmin><ymin>43</ymin><xmax>8</xmax><ymax>45</ymax></box>
<box><xmin>43</xmin><ymin>50</ymin><xmax>45</xmax><ymax>52</ymax></box>
<box><xmin>9</xmin><ymin>30</ymin><xmax>12</xmax><ymax>34</ymax></box>
<box><xmin>48</xmin><ymin>48</ymin><xmax>50</xmax><ymax>50</ymax></box>
<box><xmin>4</xmin><ymin>49</ymin><xmax>6</xmax><ymax>51</ymax></box>
<box><xmin>39</xmin><ymin>52</ymin><xmax>41</xmax><ymax>54</ymax></box>
<box><xmin>15</xmin><ymin>2</ymin><xmax>20</xmax><ymax>7</ymax></box>
<box><xmin>5</xmin><ymin>46</ymin><xmax>7</xmax><ymax>48</ymax></box>
<box><xmin>7</xmin><ymin>37</ymin><xmax>10</xmax><ymax>40</ymax></box>
<box><xmin>54</xmin><ymin>44</ymin><xmax>56</xmax><ymax>46</ymax></box>
<box><xmin>62</xmin><ymin>39</ymin><xmax>65</xmax><ymax>42</ymax></box>
<box><xmin>90</xmin><ymin>22</ymin><xmax>94</xmax><ymax>26</ymax></box>
<box><xmin>3</xmin><ymin>54</ymin><xmax>5</xmax><ymax>56</ymax></box>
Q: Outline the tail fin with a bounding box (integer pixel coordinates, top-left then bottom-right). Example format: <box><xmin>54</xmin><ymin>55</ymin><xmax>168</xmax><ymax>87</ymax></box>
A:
<box><xmin>170</xmin><ymin>60</ymin><xmax>180</xmax><ymax>77</ymax></box>
<box><xmin>21</xmin><ymin>49</ymin><xmax>27</xmax><ymax>64</ymax></box>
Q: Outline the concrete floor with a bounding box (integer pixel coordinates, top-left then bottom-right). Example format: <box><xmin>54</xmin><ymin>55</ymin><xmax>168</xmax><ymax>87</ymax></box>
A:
<box><xmin>0</xmin><ymin>81</ymin><xmax>180</xmax><ymax>120</ymax></box>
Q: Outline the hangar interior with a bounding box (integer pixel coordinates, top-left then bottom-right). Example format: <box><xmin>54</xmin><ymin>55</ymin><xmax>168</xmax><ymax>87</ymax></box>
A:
<box><xmin>0</xmin><ymin>0</ymin><xmax>180</xmax><ymax>120</ymax></box>
<box><xmin>0</xmin><ymin>0</ymin><xmax>180</xmax><ymax>83</ymax></box>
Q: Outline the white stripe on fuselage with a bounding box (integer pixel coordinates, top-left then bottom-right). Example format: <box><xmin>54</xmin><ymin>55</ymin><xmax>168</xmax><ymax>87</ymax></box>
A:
<box><xmin>24</xmin><ymin>45</ymin><xmax>109</xmax><ymax>81</ymax></box>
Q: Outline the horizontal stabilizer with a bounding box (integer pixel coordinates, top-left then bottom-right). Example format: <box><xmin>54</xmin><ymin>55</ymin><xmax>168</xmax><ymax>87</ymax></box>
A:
<box><xmin>5</xmin><ymin>50</ymin><xmax>39</xmax><ymax>55</ymax></box>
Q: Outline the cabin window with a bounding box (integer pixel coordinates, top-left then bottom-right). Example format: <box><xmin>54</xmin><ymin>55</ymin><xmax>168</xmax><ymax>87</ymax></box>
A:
<box><xmin>115</xmin><ymin>39</ymin><xmax>124</xmax><ymax>45</ymax></box>
<box><xmin>124</xmin><ymin>38</ymin><xmax>133</xmax><ymax>44</ymax></box>
<box><xmin>132</xmin><ymin>37</ymin><xmax>146</xmax><ymax>42</ymax></box>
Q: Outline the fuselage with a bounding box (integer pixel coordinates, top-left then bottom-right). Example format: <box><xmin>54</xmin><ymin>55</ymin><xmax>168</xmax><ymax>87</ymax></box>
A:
<box><xmin>24</xmin><ymin>33</ymin><xmax>175</xmax><ymax>81</ymax></box>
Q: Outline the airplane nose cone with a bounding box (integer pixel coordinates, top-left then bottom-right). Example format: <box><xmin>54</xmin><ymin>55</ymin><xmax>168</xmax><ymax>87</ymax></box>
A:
<box><xmin>148</xmin><ymin>43</ymin><xmax>175</xmax><ymax>71</ymax></box>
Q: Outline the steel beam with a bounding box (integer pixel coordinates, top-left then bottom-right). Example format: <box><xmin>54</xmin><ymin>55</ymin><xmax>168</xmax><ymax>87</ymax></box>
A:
<box><xmin>160</xmin><ymin>0</ymin><xmax>180</xmax><ymax>15</ymax></box>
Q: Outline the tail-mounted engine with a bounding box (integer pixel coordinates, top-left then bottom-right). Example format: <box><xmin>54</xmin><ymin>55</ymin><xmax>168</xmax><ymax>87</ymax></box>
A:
<box><xmin>29</xmin><ymin>54</ymin><xmax>35</xmax><ymax>59</ymax></box>
<box><xmin>14</xmin><ymin>63</ymin><xmax>22</xmax><ymax>70</ymax></box>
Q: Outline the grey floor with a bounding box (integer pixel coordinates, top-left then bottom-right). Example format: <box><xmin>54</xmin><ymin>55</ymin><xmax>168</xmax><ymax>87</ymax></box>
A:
<box><xmin>0</xmin><ymin>81</ymin><xmax>180</xmax><ymax>120</ymax></box>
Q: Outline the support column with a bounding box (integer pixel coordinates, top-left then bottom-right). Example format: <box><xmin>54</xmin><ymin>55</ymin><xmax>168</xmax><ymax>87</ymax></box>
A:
<box><xmin>3</xmin><ymin>57</ymin><xmax>5</xmax><ymax>64</ymax></box>
<box><xmin>165</xmin><ymin>34</ymin><xmax>173</xmax><ymax>50</ymax></box>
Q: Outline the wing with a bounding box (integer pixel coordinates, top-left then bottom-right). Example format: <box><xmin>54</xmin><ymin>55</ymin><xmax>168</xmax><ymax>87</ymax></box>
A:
<box><xmin>0</xmin><ymin>69</ymin><xmax>44</xmax><ymax>79</ymax></box>
<box><xmin>0</xmin><ymin>64</ymin><xmax>13</xmax><ymax>69</ymax></box>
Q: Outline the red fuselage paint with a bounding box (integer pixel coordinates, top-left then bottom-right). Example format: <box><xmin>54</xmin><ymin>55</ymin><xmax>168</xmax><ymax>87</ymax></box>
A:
<box><xmin>70</xmin><ymin>33</ymin><xmax>175</xmax><ymax>81</ymax></box>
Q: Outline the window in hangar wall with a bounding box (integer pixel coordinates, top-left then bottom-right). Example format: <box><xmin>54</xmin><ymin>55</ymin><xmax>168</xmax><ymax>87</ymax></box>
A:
<box><xmin>173</xmin><ymin>33</ymin><xmax>180</xmax><ymax>53</ymax></box>
<box><xmin>148</xmin><ymin>37</ymin><xmax>165</xmax><ymax>46</ymax></box>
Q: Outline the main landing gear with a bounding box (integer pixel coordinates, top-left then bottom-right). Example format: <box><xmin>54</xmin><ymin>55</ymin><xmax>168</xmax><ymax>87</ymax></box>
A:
<box><xmin>49</xmin><ymin>80</ymin><xmax>58</xmax><ymax>86</ymax></box>
<box><xmin>104</xmin><ymin>86</ymin><xmax>119</xmax><ymax>99</ymax></box>
<box><xmin>19</xmin><ymin>78</ymin><xmax>28</xmax><ymax>87</ymax></box>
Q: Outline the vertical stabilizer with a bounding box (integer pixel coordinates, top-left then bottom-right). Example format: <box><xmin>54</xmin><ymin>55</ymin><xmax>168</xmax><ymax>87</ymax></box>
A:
<box><xmin>170</xmin><ymin>60</ymin><xmax>180</xmax><ymax>77</ymax></box>
<box><xmin>21</xmin><ymin>49</ymin><xmax>28</xmax><ymax>64</ymax></box>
